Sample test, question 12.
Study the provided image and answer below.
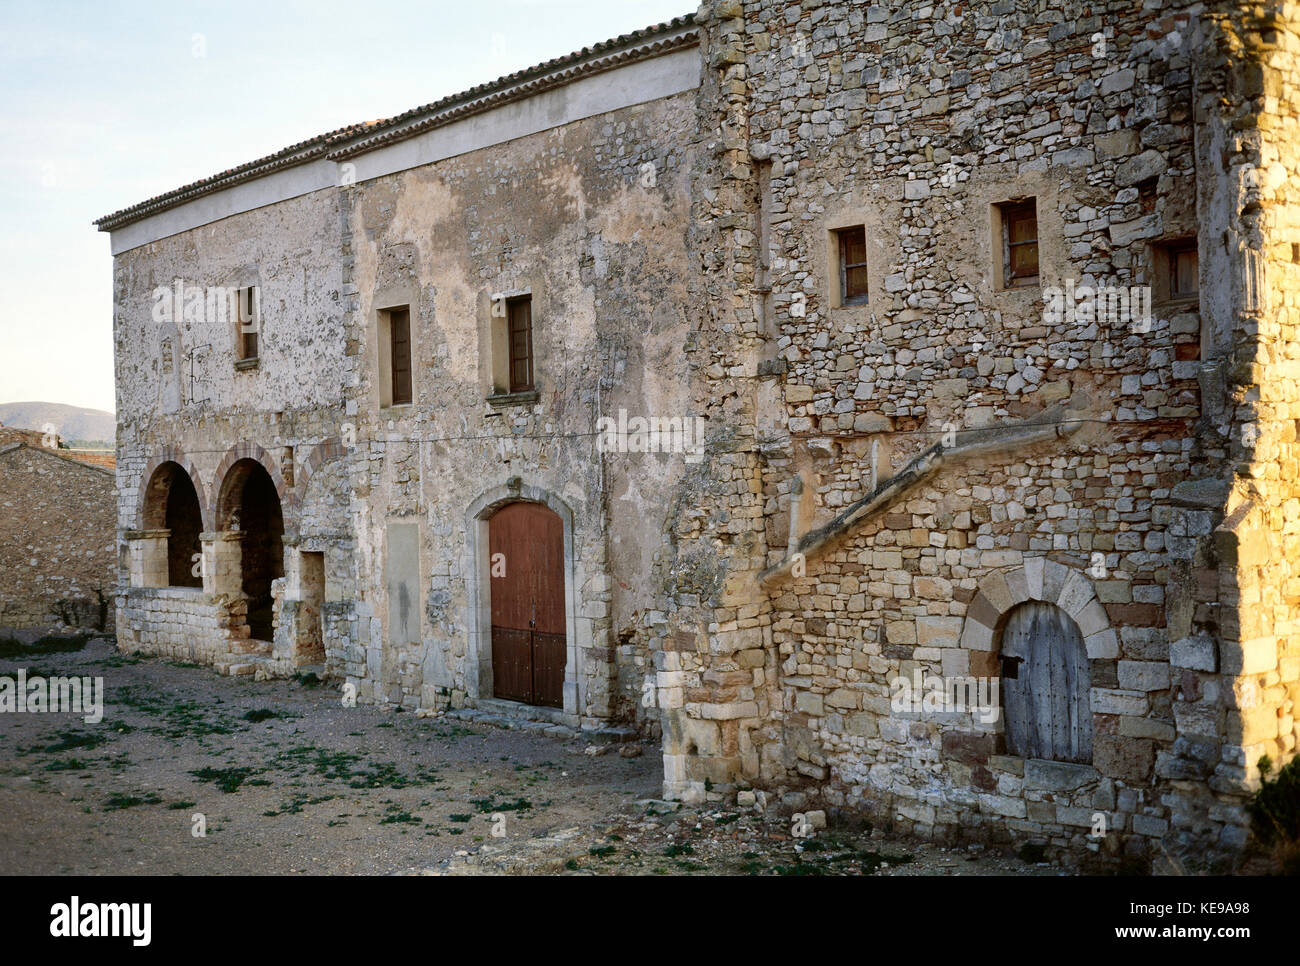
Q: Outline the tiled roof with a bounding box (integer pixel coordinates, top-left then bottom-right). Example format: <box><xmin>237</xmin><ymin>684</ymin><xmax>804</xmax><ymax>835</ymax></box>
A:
<box><xmin>65</xmin><ymin>450</ymin><xmax>117</xmax><ymax>470</ymax></box>
<box><xmin>93</xmin><ymin>14</ymin><xmax>697</xmax><ymax>233</ymax></box>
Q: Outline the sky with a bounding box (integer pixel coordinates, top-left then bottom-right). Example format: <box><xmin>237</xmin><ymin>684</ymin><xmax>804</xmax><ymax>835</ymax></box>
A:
<box><xmin>0</xmin><ymin>0</ymin><xmax>692</xmax><ymax>415</ymax></box>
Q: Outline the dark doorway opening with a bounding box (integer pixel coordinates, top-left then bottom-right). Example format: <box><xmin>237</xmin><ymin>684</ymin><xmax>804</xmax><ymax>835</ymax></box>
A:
<box><xmin>143</xmin><ymin>462</ymin><xmax>203</xmax><ymax>588</ymax></box>
<box><xmin>221</xmin><ymin>459</ymin><xmax>284</xmax><ymax>642</ymax></box>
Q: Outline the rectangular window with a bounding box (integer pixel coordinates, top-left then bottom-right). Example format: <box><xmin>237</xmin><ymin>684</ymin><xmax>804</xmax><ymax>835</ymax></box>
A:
<box><xmin>999</xmin><ymin>201</ymin><xmax>1039</xmax><ymax>286</ymax></box>
<box><xmin>236</xmin><ymin>286</ymin><xmax>260</xmax><ymax>361</ymax></box>
<box><xmin>389</xmin><ymin>307</ymin><xmax>412</xmax><ymax>405</ymax></box>
<box><xmin>837</xmin><ymin>226</ymin><xmax>869</xmax><ymax>305</ymax></box>
<box><xmin>1169</xmin><ymin>242</ymin><xmax>1199</xmax><ymax>300</ymax></box>
<box><xmin>507</xmin><ymin>297</ymin><xmax>533</xmax><ymax>392</ymax></box>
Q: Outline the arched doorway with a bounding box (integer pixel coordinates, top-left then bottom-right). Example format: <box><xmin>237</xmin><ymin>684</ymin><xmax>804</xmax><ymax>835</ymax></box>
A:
<box><xmin>488</xmin><ymin>501</ymin><xmax>565</xmax><ymax>708</ymax></box>
<box><xmin>218</xmin><ymin>458</ymin><xmax>284</xmax><ymax>642</ymax></box>
<box><xmin>142</xmin><ymin>461</ymin><xmax>203</xmax><ymax>588</ymax></box>
<box><xmin>999</xmin><ymin>600</ymin><xmax>1092</xmax><ymax>763</ymax></box>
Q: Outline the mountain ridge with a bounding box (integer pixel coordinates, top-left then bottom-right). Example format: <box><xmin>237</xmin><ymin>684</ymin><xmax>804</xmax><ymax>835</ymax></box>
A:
<box><xmin>0</xmin><ymin>401</ymin><xmax>115</xmax><ymax>446</ymax></box>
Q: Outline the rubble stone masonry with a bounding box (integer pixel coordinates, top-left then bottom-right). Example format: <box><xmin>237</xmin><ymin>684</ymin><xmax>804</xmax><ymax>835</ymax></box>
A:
<box><xmin>97</xmin><ymin>2</ymin><xmax>1300</xmax><ymax>867</ymax></box>
<box><xmin>0</xmin><ymin>442</ymin><xmax>116</xmax><ymax>638</ymax></box>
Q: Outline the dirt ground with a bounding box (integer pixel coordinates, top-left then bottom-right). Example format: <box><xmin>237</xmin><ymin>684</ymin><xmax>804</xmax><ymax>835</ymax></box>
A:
<box><xmin>0</xmin><ymin>637</ymin><xmax>1063</xmax><ymax>876</ymax></box>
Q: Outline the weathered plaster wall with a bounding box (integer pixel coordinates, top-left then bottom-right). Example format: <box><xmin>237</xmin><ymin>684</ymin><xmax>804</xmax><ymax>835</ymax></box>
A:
<box><xmin>340</xmin><ymin>90</ymin><xmax>703</xmax><ymax>728</ymax></box>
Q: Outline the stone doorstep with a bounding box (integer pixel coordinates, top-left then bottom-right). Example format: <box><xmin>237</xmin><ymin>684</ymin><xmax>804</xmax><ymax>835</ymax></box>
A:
<box><xmin>445</xmin><ymin>705</ymin><xmax>637</xmax><ymax>745</ymax></box>
<box><xmin>213</xmin><ymin>653</ymin><xmax>294</xmax><ymax>678</ymax></box>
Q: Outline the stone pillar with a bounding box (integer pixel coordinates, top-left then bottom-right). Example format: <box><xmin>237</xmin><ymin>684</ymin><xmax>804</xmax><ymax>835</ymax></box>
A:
<box><xmin>125</xmin><ymin>529</ymin><xmax>169</xmax><ymax>588</ymax></box>
<box><xmin>202</xmin><ymin>531</ymin><xmax>244</xmax><ymax>597</ymax></box>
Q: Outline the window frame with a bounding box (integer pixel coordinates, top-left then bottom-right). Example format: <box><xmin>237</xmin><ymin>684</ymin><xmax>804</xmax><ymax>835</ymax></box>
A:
<box><xmin>389</xmin><ymin>306</ymin><xmax>412</xmax><ymax>406</ymax></box>
<box><xmin>235</xmin><ymin>285</ymin><xmax>260</xmax><ymax>363</ymax></box>
<box><xmin>1168</xmin><ymin>241</ymin><xmax>1199</xmax><ymax>301</ymax></box>
<box><xmin>999</xmin><ymin>200</ymin><xmax>1039</xmax><ymax>287</ymax></box>
<box><xmin>836</xmin><ymin>226</ymin><xmax>870</xmax><ymax>306</ymax></box>
<box><xmin>506</xmin><ymin>296</ymin><xmax>534</xmax><ymax>394</ymax></box>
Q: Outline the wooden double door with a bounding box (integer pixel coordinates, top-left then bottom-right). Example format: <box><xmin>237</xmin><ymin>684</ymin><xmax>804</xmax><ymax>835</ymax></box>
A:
<box><xmin>489</xmin><ymin>501</ymin><xmax>566</xmax><ymax>708</ymax></box>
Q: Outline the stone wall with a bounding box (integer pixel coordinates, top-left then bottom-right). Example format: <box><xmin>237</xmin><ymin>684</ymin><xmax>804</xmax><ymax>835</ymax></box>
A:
<box><xmin>99</xmin><ymin>1</ymin><xmax>1300</xmax><ymax>867</ymax></box>
<box><xmin>0</xmin><ymin>443</ymin><xmax>117</xmax><ymax>638</ymax></box>
<box><xmin>337</xmin><ymin>90</ymin><xmax>703</xmax><ymax>727</ymax></box>
<box><xmin>652</xmin><ymin>0</ymin><xmax>1296</xmax><ymax>869</ymax></box>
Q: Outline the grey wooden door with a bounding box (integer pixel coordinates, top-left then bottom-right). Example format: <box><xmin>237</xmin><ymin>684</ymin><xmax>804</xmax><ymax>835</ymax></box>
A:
<box><xmin>1000</xmin><ymin>601</ymin><xmax>1091</xmax><ymax>763</ymax></box>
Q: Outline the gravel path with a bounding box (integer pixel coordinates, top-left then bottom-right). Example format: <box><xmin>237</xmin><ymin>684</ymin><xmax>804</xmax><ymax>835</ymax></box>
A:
<box><xmin>0</xmin><ymin>637</ymin><xmax>1064</xmax><ymax>876</ymax></box>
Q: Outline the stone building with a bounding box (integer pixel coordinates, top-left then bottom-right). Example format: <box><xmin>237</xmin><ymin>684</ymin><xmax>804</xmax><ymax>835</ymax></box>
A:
<box><xmin>95</xmin><ymin>1</ymin><xmax>1299</xmax><ymax>866</ymax></box>
<box><xmin>0</xmin><ymin>430</ymin><xmax>116</xmax><ymax>638</ymax></box>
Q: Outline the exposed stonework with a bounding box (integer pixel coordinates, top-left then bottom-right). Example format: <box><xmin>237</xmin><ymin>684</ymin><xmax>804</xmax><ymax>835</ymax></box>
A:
<box><xmin>0</xmin><ymin>441</ymin><xmax>116</xmax><ymax>638</ymax></box>
<box><xmin>96</xmin><ymin>2</ymin><xmax>1300</xmax><ymax>869</ymax></box>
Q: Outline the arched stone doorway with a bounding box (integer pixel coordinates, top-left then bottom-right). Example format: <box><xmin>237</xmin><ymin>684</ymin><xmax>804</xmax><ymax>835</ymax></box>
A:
<box><xmin>218</xmin><ymin>458</ymin><xmax>285</xmax><ymax>642</ymax></box>
<box><xmin>488</xmin><ymin>501</ymin><xmax>566</xmax><ymax>708</ymax></box>
<box><xmin>141</xmin><ymin>461</ymin><xmax>203</xmax><ymax>588</ymax></box>
<box><xmin>466</xmin><ymin>480</ymin><xmax>581</xmax><ymax>721</ymax></box>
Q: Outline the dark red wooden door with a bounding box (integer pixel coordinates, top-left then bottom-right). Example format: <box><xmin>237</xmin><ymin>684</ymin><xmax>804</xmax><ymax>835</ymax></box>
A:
<box><xmin>489</xmin><ymin>502</ymin><xmax>565</xmax><ymax>707</ymax></box>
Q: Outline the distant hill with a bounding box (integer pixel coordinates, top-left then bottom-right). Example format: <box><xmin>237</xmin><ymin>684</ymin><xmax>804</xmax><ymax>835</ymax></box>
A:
<box><xmin>0</xmin><ymin>402</ymin><xmax>115</xmax><ymax>447</ymax></box>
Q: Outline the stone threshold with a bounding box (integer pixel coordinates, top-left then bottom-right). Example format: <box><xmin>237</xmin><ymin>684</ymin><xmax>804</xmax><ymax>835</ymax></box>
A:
<box><xmin>446</xmin><ymin>702</ymin><xmax>638</xmax><ymax>745</ymax></box>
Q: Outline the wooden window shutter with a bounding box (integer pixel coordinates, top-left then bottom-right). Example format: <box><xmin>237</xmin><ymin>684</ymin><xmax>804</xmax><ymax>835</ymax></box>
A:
<box><xmin>390</xmin><ymin>308</ymin><xmax>412</xmax><ymax>405</ymax></box>
<box><xmin>1004</xmin><ymin>202</ymin><xmax>1039</xmax><ymax>282</ymax></box>
<box><xmin>838</xmin><ymin>226</ymin><xmax>869</xmax><ymax>305</ymax></box>
<box><xmin>508</xmin><ymin>297</ymin><xmax>534</xmax><ymax>392</ymax></box>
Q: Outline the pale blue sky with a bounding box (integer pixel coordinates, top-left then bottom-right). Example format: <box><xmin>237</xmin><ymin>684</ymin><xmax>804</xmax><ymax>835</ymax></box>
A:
<box><xmin>0</xmin><ymin>0</ymin><xmax>691</xmax><ymax>414</ymax></box>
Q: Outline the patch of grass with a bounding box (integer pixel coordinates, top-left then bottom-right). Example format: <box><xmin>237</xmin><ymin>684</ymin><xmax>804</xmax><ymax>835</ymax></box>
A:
<box><xmin>564</xmin><ymin>859</ymin><xmax>579</xmax><ymax>871</ymax></box>
<box><xmin>31</xmin><ymin>730</ymin><xmax>107</xmax><ymax>754</ymax></box>
<box><xmin>116</xmin><ymin>685</ymin><xmax>236</xmax><ymax>740</ymax></box>
<box><xmin>46</xmin><ymin>758</ymin><xmax>88</xmax><ymax>772</ymax></box>
<box><xmin>663</xmin><ymin>843</ymin><xmax>694</xmax><ymax>857</ymax></box>
<box><xmin>190</xmin><ymin>766</ymin><xmax>260</xmax><ymax>794</ymax></box>
<box><xmin>104</xmin><ymin>792</ymin><xmax>161</xmax><ymax>811</ymax></box>
<box><xmin>0</xmin><ymin>634</ymin><xmax>90</xmax><ymax>659</ymax></box>
<box><xmin>589</xmin><ymin>845</ymin><xmax>617</xmax><ymax>857</ymax></box>
<box><xmin>772</xmin><ymin>861</ymin><xmax>828</xmax><ymax>876</ymax></box>
<box><xmin>471</xmin><ymin>795</ymin><xmax>531</xmax><ymax>814</ymax></box>
<box><xmin>270</xmin><ymin>745</ymin><xmax>439</xmax><ymax>789</ymax></box>
<box><xmin>714</xmin><ymin>813</ymin><xmax>742</xmax><ymax>825</ymax></box>
<box><xmin>1250</xmin><ymin>755</ymin><xmax>1300</xmax><ymax>875</ymax></box>
<box><xmin>242</xmin><ymin>708</ymin><xmax>279</xmax><ymax>723</ymax></box>
<box><xmin>379</xmin><ymin>808</ymin><xmax>420</xmax><ymax>825</ymax></box>
<box><xmin>168</xmin><ymin>801</ymin><xmax>196</xmax><ymax>811</ymax></box>
<box><xmin>854</xmin><ymin>850</ymin><xmax>912</xmax><ymax>875</ymax></box>
<box><xmin>449</xmin><ymin>813</ymin><xmax>472</xmax><ymax>823</ymax></box>
<box><xmin>264</xmin><ymin>793</ymin><xmax>337</xmax><ymax>817</ymax></box>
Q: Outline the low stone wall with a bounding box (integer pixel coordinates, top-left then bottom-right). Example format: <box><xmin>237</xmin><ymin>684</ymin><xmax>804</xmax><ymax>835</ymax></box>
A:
<box><xmin>116</xmin><ymin>587</ymin><xmax>292</xmax><ymax>678</ymax></box>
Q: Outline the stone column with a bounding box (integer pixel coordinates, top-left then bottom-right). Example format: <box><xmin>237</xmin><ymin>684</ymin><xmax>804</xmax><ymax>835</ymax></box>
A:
<box><xmin>125</xmin><ymin>529</ymin><xmax>169</xmax><ymax>588</ymax></box>
<box><xmin>202</xmin><ymin>531</ymin><xmax>244</xmax><ymax>597</ymax></box>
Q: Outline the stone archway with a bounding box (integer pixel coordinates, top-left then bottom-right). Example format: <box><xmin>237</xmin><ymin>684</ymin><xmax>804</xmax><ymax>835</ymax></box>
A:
<box><xmin>466</xmin><ymin>480</ymin><xmax>580</xmax><ymax>721</ymax></box>
<box><xmin>131</xmin><ymin>449</ymin><xmax>209</xmax><ymax>590</ymax></box>
<box><xmin>216</xmin><ymin>456</ymin><xmax>286</xmax><ymax>643</ymax></box>
<box><xmin>960</xmin><ymin>557</ymin><xmax>1116</xmax><ymax>660</ymax></box>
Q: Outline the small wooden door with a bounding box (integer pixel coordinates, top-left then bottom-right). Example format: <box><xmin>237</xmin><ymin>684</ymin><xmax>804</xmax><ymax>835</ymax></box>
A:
<box><xmin>1000</xmin><ymin>601</ymin><xmax>1091</xmax><ymax>763</ymax></box>
<box><xmin>489</xmin><ymin>502</ymin><xmax>565</xmax><ymax>708</ymax></box>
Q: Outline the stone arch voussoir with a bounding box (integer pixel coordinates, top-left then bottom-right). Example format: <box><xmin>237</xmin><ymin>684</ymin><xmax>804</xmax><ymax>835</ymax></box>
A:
<box><xmin>213</xmin><ymin>442</ymin><xmax>295</xmax><ymax>530</ymax></box>
<box><xmin>137</xmin><ymin>446</ymin><xmax>211</xmax><ymax>532</ymax></box>
<box><xmin>960</xmin><ymin>558</ymin><xmax>1117</xmax><ymax>660</ymax></box>
<box><xmin>294</xmin><ymin>436</ymin><xmax>349</xmax><ymax>504</ymax></box>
